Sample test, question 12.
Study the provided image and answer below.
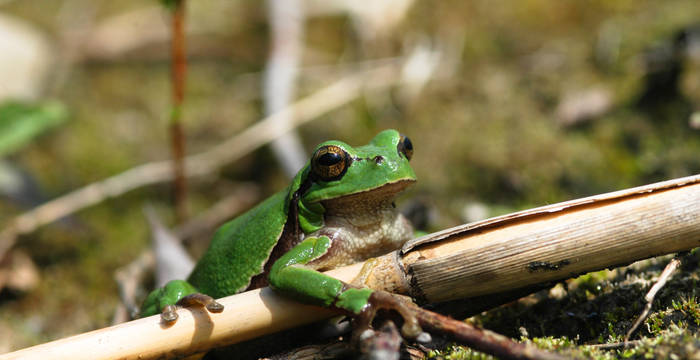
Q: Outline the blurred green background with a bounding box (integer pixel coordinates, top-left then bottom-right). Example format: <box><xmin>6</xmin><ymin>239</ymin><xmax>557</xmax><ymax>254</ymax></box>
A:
<box><xmin>0</xmin><ymin>0</ymin><xmax>698</xmax><ymax>356</ymax></box>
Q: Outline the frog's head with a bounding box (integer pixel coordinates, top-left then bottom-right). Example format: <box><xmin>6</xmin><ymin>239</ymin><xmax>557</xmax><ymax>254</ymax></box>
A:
<box><xmin>289</xmin><ymin>129</ymin><xmax>416</xmax><ymax>232</ymax></box>
<box><xmin>300</xmin><ymin>129</ymin><xmax>416</xmax><ymax>204</ymax></box>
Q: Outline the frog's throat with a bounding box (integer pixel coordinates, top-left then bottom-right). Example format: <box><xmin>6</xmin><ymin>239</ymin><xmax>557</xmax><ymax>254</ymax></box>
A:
<box><xmin>318</xmin><ymin>179</ymin><xmax>415</xmax><ymax>215</ymax></box>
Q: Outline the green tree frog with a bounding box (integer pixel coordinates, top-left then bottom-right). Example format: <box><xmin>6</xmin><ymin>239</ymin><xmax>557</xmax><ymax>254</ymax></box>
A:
<box><xmin>141</xmin><ymin>129</ymin><xmax>419</xmax><ymax>335</ymax></box>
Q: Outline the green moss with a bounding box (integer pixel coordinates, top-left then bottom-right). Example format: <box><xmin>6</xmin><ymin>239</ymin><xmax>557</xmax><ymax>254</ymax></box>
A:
<box><xmin>462</xmin><ymin>252</ymin><xmax>700</xmax><ymax>359</ymax></box>
<box><xmin>426</xmin><ymin>344</ymin><xmax>496</xmax><ymax>360</ymax></box>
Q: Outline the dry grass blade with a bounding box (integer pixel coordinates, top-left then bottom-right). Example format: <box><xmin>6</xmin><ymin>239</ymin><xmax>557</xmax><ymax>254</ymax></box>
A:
<box><xmin>624</xmin><ymin>253</ymin><xmax>684</xmax><ymax>342</ymax></box>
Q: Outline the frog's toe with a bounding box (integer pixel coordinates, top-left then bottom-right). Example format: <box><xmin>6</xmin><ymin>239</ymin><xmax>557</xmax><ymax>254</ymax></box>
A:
<box><xmin>159</xmin><ymin>293</ymin><xmax>224</xmax><ymax>323</ymax></box>
<box><xmin>160</xmin><ymin>304</ymin><xmax>179</xmax><ymax>323</ymax></box>
<box><xmin>206</xmin><ymin>300</ymin><xmax>224</xmax><ymax>313</ymax></box>
<box><xmin>354</xmin><ymin>290</ymin><xmax>423</xmax><ymax>341</ymax></box>
<box><xmin>176</xmin><ymin>293</ymin><xmax>224</xmax><ymax>314</ymax></box>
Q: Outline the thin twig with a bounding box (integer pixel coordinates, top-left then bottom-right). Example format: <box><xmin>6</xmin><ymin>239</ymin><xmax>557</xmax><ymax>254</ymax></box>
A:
<box><xmin>411</xmin><ymin>305</ymin><xmax>567</xmax><ymax>360</ymax></box>
<box><xmin>624</xmin><ymin>253</ymin><xmax>684</xmax><ymax>342</ymax></box>
<box><xmin>168</xmin><ymin>0</ymin><xmax>189</xmax><ymax>222</ymax></box>
<box><xmin>0</xmin><ymin>62</ymin><xmax>402</xmax><ymax>260</ymax></box>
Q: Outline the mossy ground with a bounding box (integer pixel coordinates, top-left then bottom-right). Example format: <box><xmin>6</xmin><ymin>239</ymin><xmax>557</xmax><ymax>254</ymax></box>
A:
<box><xmin>428</xmin><ymin>251</ymin><xmax>700</xmax><ymax>359</ymax></box>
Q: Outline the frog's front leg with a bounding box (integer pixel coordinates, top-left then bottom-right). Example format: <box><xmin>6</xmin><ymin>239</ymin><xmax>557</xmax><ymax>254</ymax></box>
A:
<box><xmin>140</xmin><ymin>279</ymin><xmax>224</xmax><ymax>323</ymax></box>
<box><xmin>269</xmin><ymin>236</ymin><xmax>422</xmax><ymax>338</ymax></box>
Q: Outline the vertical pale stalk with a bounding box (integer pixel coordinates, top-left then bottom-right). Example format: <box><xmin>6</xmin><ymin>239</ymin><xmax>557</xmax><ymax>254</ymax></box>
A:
<box><xmin>264</xmin><ymin>0</ymin><xmax>307</xmax><ymax>177</ymax></box>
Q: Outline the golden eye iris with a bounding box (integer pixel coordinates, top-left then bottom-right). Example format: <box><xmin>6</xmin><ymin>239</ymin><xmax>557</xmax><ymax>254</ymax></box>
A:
<box><xmin>398</xmin><ymin>135</ymin><xmax>413</xmax><ymax>161</ymax></box>
<box><xmin>311</xmin><ymin>145</ymin><xmax>349</xmax><ymax>181</ymax></box>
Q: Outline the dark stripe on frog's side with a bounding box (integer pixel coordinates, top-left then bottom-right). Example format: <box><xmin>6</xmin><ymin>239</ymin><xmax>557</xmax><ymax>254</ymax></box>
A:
<box><xmin>246</xmin><ymin>213</ymin><xmax>303</xmax><ymax>290</ymax></box>
<box><xmin>247</xmin><ymin>175</ymin><xmax>317</xmax><ymax>289</ymax></box>
<box><xmin>245</xmin><ymin>174</ymin><xmax>316</xmax><ymax>291</ymax></box>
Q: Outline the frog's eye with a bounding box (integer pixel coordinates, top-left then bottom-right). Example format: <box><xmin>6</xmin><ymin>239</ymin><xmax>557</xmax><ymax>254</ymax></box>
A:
<box><xmin>311</xmin><ymin>145</ymin><xmax>351</xmax><ymax>181</ymax></box>
<box><xmin>397</xmin><ymin>134</ymin><xmax>413</xmax><ymax>161</ymax></box>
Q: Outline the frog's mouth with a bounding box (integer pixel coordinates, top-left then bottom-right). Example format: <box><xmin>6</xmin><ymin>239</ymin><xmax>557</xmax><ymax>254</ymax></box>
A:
<box><xmin>319</xmin><ymin>179</ymin><xmax>416</xmax><ymax>212</ymax></box>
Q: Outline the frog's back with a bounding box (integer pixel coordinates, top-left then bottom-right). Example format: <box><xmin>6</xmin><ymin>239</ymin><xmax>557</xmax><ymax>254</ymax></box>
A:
<box><xmin>187</xmin><ymin>189</ymin><xmax>288</xmax><ymax>298</ymax></box>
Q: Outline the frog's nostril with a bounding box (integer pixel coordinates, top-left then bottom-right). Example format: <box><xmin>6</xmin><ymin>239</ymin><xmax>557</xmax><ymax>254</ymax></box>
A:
<box><xmin>373</xmin><ymin>155</ymin><xmax>384</xmax><ymax>164</ymax></box>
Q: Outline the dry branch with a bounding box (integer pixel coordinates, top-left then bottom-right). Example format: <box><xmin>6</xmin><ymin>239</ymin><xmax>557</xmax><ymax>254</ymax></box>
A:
<box><xmin>2</xmin><ymin>175</ymin><xmax>698</xmax><ymax>359</ymax></box>
<box><xmin>0</xmin><ymin>62</ymin><xmax>403</xmax><ymax>260</ymax></box>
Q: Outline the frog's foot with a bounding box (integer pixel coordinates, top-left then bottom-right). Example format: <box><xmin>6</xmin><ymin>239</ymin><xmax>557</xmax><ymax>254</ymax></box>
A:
<box><xmin>352</xmin><ymin>290</ymin><xmax>425</xmax><ymax>344</ymax></box>
<box><xmin>160</xmin><ymin>293</ymin><xmax>224</xmax><ymax>324</ymax></box>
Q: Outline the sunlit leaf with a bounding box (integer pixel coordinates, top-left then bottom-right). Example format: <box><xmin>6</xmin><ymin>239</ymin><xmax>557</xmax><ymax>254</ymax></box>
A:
<box><xmin>0</xmin><ymin>100</ymin><xmax>68</xmax><ymax>157</ymax></box>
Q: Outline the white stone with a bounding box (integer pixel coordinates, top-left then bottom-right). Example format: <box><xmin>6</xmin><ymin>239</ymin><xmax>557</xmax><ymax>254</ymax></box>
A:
<box><xmin>0</xmin><ymin>13</ymin><xmax>51</xmax><ymax>100</ymax></box>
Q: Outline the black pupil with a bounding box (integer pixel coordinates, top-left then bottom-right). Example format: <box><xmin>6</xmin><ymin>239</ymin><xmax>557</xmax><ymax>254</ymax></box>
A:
<box><xmin>318</xmin><ymin>152</ymin><xmax>342</xmax><ymax>166</ymax></box>
<box><xmin>403</xmin><ymin>137</ymin><xmax>413</xmax><ymax>151</ymax></box>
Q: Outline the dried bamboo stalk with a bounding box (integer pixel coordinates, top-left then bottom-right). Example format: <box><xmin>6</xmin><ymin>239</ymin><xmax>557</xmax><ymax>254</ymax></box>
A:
<box><xmin>2</xmin><ymin>175</ymin><xmax>698</xmax><ymax>359</ymax></box>
<box><xmin>0</xmin><ymin>286</ymin><xmax>343</xmax><ymax>360</ymax></box>
<box><xmin>395</xmin><ymin>174</ymin><xmax>700</xmax><ymax>303</ymax></box>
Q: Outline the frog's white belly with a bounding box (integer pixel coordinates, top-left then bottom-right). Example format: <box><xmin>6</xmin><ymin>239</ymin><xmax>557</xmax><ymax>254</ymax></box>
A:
<box><xmin>308</xmin><ymin>206</ymin><xmax>413</xmax><ymax>270</ymax></box>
